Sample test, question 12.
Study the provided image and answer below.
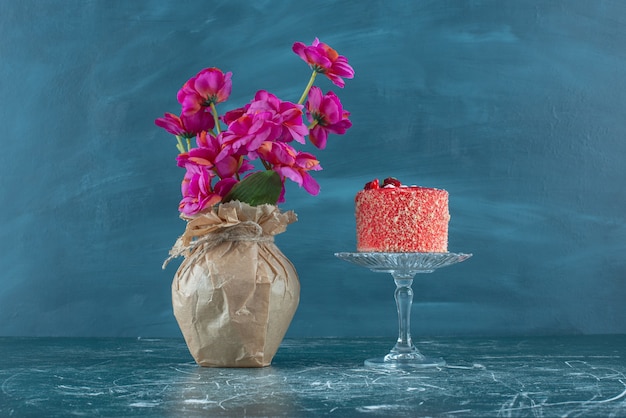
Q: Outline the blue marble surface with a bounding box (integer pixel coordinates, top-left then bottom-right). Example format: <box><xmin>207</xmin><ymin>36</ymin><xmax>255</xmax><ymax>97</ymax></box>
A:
<box><xmin>1</xmin><ymin>0</ymin><xmax>626</xmax><ymax>338</ymax></box>
<box><xmin>1</xmin><ymin>336</ymin><xmax>625</xmax><ymax>417</ymax></box>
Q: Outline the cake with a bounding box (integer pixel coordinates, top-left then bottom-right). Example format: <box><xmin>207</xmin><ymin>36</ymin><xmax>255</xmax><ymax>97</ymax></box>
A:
<box><xmin>355</xmin><ymin>177</ymin><xmax>450</xmax><ymax>253</ymax></box>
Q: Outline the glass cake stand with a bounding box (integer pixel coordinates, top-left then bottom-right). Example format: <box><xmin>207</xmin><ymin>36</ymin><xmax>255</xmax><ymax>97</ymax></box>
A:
<box><xmin>335</xmin><ymin>251</ymin><xmax>472</xmax><ymax>368</ymax></box>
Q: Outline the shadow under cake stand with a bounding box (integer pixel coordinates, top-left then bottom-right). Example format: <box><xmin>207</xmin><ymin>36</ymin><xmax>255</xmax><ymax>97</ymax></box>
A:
<box><xmin>335</xmin><ymin>252</ymin><xmax>472</xmax><ymax>368</ymax></box>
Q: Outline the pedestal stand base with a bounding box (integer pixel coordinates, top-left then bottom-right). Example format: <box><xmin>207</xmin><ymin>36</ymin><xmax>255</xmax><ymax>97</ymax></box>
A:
<box><xmin>365</xmin><ymin>355</ymin><xmax>446</xmax><ymax>369</ymax></box>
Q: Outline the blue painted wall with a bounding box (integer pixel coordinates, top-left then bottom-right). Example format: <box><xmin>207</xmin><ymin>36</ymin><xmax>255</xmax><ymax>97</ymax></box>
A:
<box><xmin>1</xmin><ymin>0</ymin><xmax>625</xmax><ymax>338</ymax></box>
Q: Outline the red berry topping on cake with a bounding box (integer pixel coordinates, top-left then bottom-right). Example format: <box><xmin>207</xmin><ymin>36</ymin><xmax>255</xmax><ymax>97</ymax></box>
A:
<box><xmin>383</xmin><ymin>177</ymin><xmax>402</xmax><ymax>187</ymax></box>
<box><xmin>364</xmin><ymin>179</ymin><xmax>380</xmax><ymax>190</ymax></box>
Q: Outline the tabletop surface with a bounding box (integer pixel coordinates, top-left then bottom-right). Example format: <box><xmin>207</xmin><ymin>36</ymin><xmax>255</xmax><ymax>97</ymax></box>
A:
<box><xmin>1</xmin><ymin>335</ymin><xmax>625</xmax><ymax>417</ymax></box>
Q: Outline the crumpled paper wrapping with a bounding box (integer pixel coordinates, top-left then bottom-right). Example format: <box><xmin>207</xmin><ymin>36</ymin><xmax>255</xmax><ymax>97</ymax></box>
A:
<box><xmin>164</xmin><ymin>201</ymin><xmax>299</xmax><ymax>367</ymax></box>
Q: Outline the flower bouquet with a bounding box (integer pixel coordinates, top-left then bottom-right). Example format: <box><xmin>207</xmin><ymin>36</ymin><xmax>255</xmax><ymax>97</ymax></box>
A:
<box><xmin>157</xmin><ymin>39</ymin><xmax>354</xmax><ymax>367</ymax></box>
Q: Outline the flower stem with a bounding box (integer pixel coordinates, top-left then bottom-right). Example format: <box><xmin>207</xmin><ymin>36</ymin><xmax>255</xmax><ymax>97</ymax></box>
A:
<box><xmin>210</xmin><ymin>102</ymin><xmax>222</xmax><ymax>134</ymax></box>
<box><xmin>175</xmin><ymin>136</ymin><xmax>185</xmax><ymax>154</ymax></box>
<box><xmin>236</xmin><ymin>156</ymin><xmax>243</xmax><ymax>181</ymax></box>
<box><xmin>298</xmin><ymin>71</ymin><xmax>318</xmax><ymax>105</ymax></box>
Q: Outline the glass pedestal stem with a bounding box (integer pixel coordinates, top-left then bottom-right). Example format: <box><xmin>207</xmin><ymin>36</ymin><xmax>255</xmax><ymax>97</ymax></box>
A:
<box><xmin>390</xmin><ymin>273</ymin><xmax>419</xmax><ymax>359</ymax></box>
<box><xmin>370</xmin><ymin>270</ymin><xmax>445</xmax><ymax>368</ymax></box>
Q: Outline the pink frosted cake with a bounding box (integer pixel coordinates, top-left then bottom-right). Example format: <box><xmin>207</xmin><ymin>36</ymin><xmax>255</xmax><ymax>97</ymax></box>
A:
<box><xmin>355</xmin><ymin>177</ymin><xmax>450</xmax><ymax>253</ymax></box>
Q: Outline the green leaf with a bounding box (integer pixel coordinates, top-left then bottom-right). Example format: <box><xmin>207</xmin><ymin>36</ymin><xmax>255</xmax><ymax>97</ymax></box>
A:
<box><xmin>222</xmin><ymin>170</ymin><xmax>283</xmax><ymax>206</ymax></box>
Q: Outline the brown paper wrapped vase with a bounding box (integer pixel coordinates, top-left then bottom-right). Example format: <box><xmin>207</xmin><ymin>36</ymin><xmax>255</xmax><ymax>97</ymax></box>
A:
<box><xmin>164</xmin><ymin>201</ymin><xmax>300</xmax><ymax>367</ymax></box>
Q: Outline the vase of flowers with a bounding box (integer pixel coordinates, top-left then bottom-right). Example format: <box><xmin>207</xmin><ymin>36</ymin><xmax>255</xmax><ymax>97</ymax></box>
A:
<box><xmin>157</xmin><ymin>38</ymin><xmax>354</xmax><ymax>367</ymax></box>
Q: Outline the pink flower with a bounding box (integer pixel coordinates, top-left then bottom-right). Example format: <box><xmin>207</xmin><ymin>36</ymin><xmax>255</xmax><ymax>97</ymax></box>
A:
<box><xmin>154</xmin><ymin>111</ymin><xmax>214</xmax><ymax>137</ymax></box>
<box><xmin>222</xmin><ymin>107</ymin><xmax>246</xmax><ymax>125</ymax></box>
<box><xmin>246</xmin><ymin>91</ymin><xmax>309</xmax><ymax>144</ymax></box>
<box><xmin>179</xmin><ymin>164</ymin><xmax>240</xmax><ymax>216</ymax></box>
<box><xmin>179</xmin><ymin>165</ymin><xmax>222</xmax><ymax>216</ymax></box>
<box><xmin>177</xmin><ymin>68</ymin><xmax>233</xmax><ymax>116</ymax></box>
<box><xmin>177</xmin><ymin>132</ymin><xmax>250</xmax><ymax>179</ymax></box>
<box><xmin>213</xmin><ymin>177</ymin><xmax>238</xmax><ymax>197</ymax></box>
<box><xmin>305</xmin><ymin>86</ymin><xmax>352</xmax><ymax>149</ymax></box>
<box><xmin>258</xmin><ymin>141</ymin><xmax>322</xmax><ymax>199</ymax></box>
<box><xmin>292</xmin><ymin>38</ymin><xmax>355</xmax><ymax>88</ymax></box>
<box><xmin>218</xmin><ymin>112</ymin><xmax>278</xmax><ymax>160</ymax></box>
